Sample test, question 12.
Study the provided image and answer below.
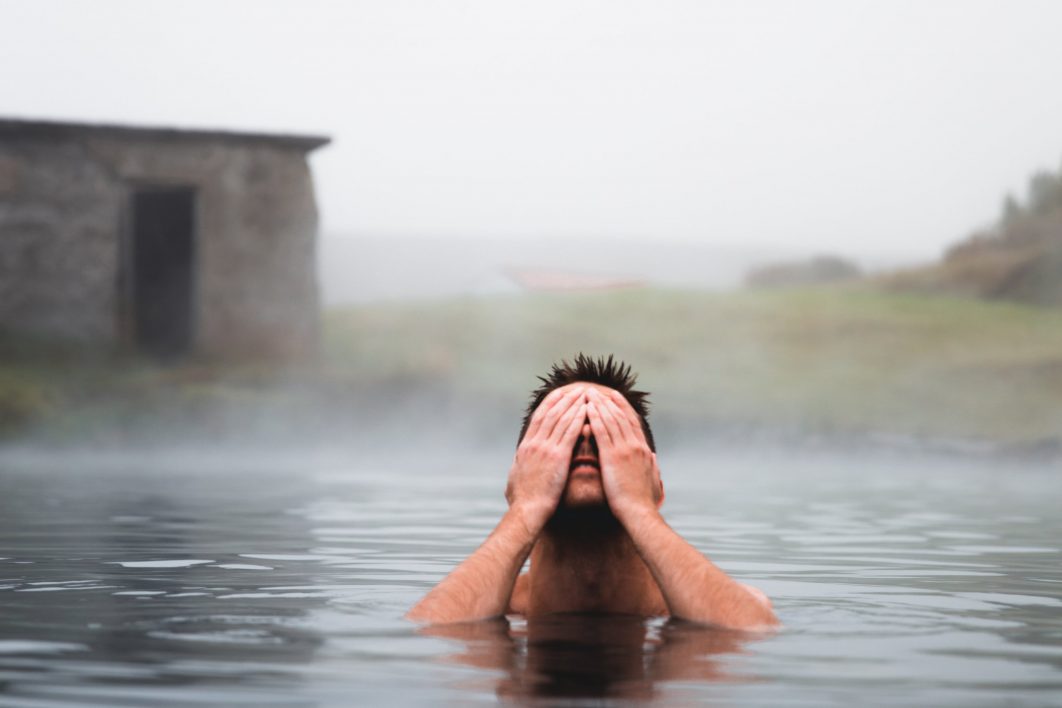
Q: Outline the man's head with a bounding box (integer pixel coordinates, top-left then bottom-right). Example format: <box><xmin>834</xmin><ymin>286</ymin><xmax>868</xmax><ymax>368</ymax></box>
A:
<box><xmin>518</xmin><ymin>354</ymin><xmax>657</xmax><ymax>511</ymax></box>
<box><xmin>517</xmin><ymin>353</ymin><xmax>655</xmax><ymax>451</ymax></box>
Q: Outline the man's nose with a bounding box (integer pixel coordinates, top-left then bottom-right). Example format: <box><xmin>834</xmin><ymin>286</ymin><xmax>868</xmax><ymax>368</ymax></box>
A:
<box><xmin>575</xmin><ymin>425</ymin><xmax>594</xmax><ymax>455</ymax></box>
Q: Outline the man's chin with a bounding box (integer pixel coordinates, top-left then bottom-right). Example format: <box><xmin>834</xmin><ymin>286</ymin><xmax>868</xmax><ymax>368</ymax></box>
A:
<box><xmin>549</xmin><ymin>487</ymin><xmax>619</xmax><ymax>533</ymax></box>
<box><xmin>559</xmin><ymin>478</ymin><xmax>608</xmax><ymax>509</ymax></box>
<box><xmin>559</xmin><ymin>494</ymin><xmax>608</xmax><ymax>510</ymax></box>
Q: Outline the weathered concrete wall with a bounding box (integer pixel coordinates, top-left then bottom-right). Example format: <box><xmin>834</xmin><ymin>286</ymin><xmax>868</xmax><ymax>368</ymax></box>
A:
<box><xmin>0</xmin><ymin>139</ymin><xmax>122</xmax><ymax>341</ymax></box>
<box><xmin>86</xmin><ymin>136</ymin><xmax>321</xmax><ymax>358</ymax></box>
<box><xmin>0</xmin><ymin>129</ymin><xmax>321</xmax><ymax>359</ymax></box>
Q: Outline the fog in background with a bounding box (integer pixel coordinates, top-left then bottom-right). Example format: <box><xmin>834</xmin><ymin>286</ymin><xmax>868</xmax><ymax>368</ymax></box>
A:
<box><xmin>3</xmin><ymin>1</ymin><xmax>1062</xmax><ymax>459</ymax></box>
<box><xmin>4</xmin><ymin>0</ymin><xmax>1062</xmax><ymax>302</ymax></box>
<box><xmin>5</xmin><ymin>10</ymin><xmax>1062</xmax><ymax>706</ymax></box>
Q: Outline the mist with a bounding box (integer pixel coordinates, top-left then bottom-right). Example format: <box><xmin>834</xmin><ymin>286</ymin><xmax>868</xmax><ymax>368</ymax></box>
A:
<box><xmin>2</xmin><ymin>4</ymin><xmax>1062</xmax><ymax>704</ymax></box>
<box><xmin>4</xmin><ymin>0</ymin><xmax>1062</xmax><ymax>277</ymax></box>
<box><xmin>4</xmin><ymin>0</ymin><xmax>1062</xmax><ymax>456</ymax></box>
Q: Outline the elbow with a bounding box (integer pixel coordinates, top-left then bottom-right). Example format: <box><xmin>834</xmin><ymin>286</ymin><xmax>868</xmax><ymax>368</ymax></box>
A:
<box><xmin>711</xmin><ymin>610</ymin><xmax>779</xmax><ymax>632</ymax></box>
<box><xmin>675</xmin><ymin>585</ymin><xmax>780</xmax><ymax>631</ymax></box>
<box><xmin>404</xmin><ymin>605</ymin><xmax>430</xmax><ymax>624</ymax></box>
<box><xmin>740</xmin><ymin>584</ymin><xmax>780</xmax><ymax>630</ymax></box>
<box><xmin>404</xmin><ymin>603</ymin><xmax>502</xmax><ymax>626</ymax></box>
<box><xmin>746</xmin><ymin>606</ymin><xmax>781</xmax><ymax>632</ymax></box>
<box><xmin>405</xmin><ymin>597</ymin><xmax>445</xmax><ymax>624</ymax></box>
<box><xmin>706</xmin><ymin>609</ymin><xmax>780</xmax><ymax>632</ymax></box>
<box><xmin>672</xmin><ymin>610</ymin><xmax>778</xmax><ymax>632</ymax></box>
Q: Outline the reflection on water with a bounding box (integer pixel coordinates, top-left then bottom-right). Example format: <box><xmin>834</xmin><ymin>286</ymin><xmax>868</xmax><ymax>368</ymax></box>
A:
<box><xmin>425</xmin><ymin>614</ymin><xmax>760</xmax><ymax>701</ymax></box>
<box><xmin>0</xmin><ymin>457</ymin><xmax>329</xmax><ymax>705</ymax></box>
<box><xmin>0</xmin><ymin>446</ymin><xmax>1060</xmax><ymax>706</ymax></box>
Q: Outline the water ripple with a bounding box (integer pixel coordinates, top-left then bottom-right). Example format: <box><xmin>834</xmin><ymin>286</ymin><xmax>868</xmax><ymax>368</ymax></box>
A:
<box><xmin>0</xmin><ymin>449</ymin><xmax>1060</xmax><ymax>706</ymax></box>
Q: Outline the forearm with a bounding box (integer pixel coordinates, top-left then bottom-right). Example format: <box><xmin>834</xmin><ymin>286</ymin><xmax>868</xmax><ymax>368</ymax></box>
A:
<box><xmin>621</xmin><ymin>508</ymin><xmax>778</xmax><ymax>629</ymax></box>
<box><xmin>406</xmin><ymin>508</ymin><xmax>537</xmax><ymax>624</ymax></box>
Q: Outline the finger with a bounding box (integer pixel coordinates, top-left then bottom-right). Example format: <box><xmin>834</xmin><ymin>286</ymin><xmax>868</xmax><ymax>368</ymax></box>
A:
<box><xmin>524</xmin><ymin>386</ymin><xmax>569</xmax><ymax>439</ymax></box>
<box><xmin>605</xmin><ymin>389</ymin><xmax>646</xmax><ymax>443</ymax></box>
<box><xmin>549</xmin><ymin>396</ymin><xmax>585</xmax><ymax>444</ymax></box>
<box><xmin>599</xmin><ymin>394</ymin><xmax>637</xmax><ymax>442</ymax></box>
<box><xmin>588</xmin><ymin>389</ymin><xmax>624</xmax><ymax>436</ymax></box>
<box><xmin>652</xmin><ymin>453</ymin><xmax>664</xmax><ymax>502</ymax></box>
<box><xmin>540</xmin><ymin>386</ymin><xmax>585</xmax><ymax>439</ymax></box>
<box><xmin>592</xmin><ymin>391</ymin><xmax>628</xmax><ymax>443</ymax></box>
<box><xmin>556</xmin><ymin>401</ymin><xmax>587</xmax><ymax>450</ymax></box>
<box><xmin>526</xmin><ymin>386</ymin><xmax>580</xmax><ymax>440</ymax></box>
<box><xmin>586</xmin><ymin>400</ymin><xmax>613</xmax><ymax>448</ymax></box>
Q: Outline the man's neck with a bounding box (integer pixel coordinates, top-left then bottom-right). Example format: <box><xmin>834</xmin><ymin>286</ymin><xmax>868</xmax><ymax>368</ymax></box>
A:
<box><xmin>526</xmin><ymin>506</ymin><xmax>665</xmax><ymax>616</ymax></box>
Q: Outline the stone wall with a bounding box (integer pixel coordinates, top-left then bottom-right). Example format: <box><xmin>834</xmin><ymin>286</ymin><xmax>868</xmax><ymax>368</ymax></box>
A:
<box><xmin>0</xmin><ymin>138</ymin><xmax>122</xmax><ymax>341</ymax></box>
<box><xmin>0</xmin><ymin>126</ymin><xmax>323</xmax><ymax>359</ymax></box>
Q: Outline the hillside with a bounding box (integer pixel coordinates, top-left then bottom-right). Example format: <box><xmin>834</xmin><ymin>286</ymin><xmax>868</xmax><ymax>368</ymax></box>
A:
<box><xmin>880</xmin><ymin>161</ymin><xmax>1062</xmax><ymax>306</ymax></box>
<box><xmin>322</xmin><ymin>289</ymin><xmax>1062</xmax><ymax>449</ymax></box>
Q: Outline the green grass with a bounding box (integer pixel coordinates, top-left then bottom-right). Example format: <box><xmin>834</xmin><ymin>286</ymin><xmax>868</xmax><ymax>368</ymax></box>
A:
<box><xmin>4</xmin><ymin>287</ymin><xmax>1061</xmax><ymax>445</ymax></box>
<box><xmin>0</xmin><ymin>335</ymin><xmax>299</xmax><ymax>443</ymax></box>
<box><xmin>324</xmin><ymin>288</ymin><xmax>1062</xmax><ymax>443</ymax></box>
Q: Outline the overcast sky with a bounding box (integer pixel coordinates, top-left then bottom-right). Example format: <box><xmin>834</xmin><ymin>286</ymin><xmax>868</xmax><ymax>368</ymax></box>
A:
<box><xmin>4</xmin><ymin>0</ymin><xmax>1062</xmax><ymax>263</ymax></box>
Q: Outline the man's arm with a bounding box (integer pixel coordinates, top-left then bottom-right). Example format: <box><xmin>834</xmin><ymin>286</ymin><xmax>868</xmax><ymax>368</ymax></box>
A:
<box><xmin>404</xmin><ymin>508</ymin><xmax>537</xmax><ymax>624</ymax></box>
<box><xmin>406</xmin><ymin>386</ymin><xmax>587</xmax><ymax>624</ymax></box>
<box><xmin>586</xmin><ymin>388</ymin><xmax>778</xmax><ymax>631</ymax></box>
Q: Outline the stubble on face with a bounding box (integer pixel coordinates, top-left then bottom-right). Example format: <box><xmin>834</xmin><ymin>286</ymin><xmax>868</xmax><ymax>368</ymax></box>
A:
<box><xmin>562</xmin><ymin>425</ymin><xmax>606</xmax><ymax>508</ymax></box>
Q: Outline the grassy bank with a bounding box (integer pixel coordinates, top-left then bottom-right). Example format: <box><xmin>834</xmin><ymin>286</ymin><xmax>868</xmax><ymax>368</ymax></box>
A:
<box><xmin>0</xmin><ymin>335</ymin><xmax>298</xmax><ymax>444</ymax></box>
<box><xmin>325</xmin><ymin>288</ymin><xmax>1062</xmax><ymax>445</ymax></box>
<box><xmin>3</xmin><ymin>288</ymin><xmax>1061</xmax><ymax>447</ymax></box>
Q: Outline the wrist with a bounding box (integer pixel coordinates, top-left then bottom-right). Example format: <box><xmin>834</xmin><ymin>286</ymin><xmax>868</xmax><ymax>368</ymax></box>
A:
<box><xmin>505</xmin><ymin>502</ymin><xmax>550</xmax><ymax>540</ymax></box>
<box><xmin>611</xmin><ymin>500</ymin><xmax>663</xmax><ymax>530</ymax></box>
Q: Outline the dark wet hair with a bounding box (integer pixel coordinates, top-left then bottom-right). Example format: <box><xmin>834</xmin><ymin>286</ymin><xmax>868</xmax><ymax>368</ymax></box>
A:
<box><xmin>517</xmin><ymin>353</ymin><xmax>655</xmax><ymax>451</ymax></box>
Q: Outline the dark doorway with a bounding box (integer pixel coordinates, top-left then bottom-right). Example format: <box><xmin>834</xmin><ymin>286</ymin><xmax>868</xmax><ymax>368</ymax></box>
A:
<box><xmin>129</xmin><ymin>188</ymin><xmax>196</xmax><ymax>358</ymax></box>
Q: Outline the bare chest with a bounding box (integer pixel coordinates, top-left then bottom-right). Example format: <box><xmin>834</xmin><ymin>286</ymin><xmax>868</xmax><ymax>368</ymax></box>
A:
<box><xmin>516</xmin><ymin>571</ymin><xmax>667</xmax><ymax>617</ymax></box>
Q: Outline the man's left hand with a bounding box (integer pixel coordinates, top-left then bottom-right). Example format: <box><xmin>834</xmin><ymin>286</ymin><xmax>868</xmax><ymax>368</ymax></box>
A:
<box><xmin>585</xmin><ymin>388</ymin><xmax>662</xmax><ymax>524</ymax></box>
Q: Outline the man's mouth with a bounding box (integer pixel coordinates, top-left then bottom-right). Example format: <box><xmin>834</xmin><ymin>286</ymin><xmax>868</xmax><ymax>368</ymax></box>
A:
<box><xmin>569</xmin><ymin>456</ymin><xmax>600</xmax><ymax>473</ymax></box>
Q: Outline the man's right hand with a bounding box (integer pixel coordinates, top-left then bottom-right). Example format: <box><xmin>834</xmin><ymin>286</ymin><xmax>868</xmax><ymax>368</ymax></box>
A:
<box><xmin>407</xmin><ymin>385</ymin><xmax>586</xmax><ymax>624</ymax></box>
<box><xmin>505</xmin><ymin>385</ymin><xmax>587</xmax><ymax>536</ymax></box>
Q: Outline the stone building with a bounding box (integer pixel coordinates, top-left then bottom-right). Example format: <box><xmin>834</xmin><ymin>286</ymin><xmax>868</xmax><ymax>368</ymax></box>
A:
<box><xmin>0</xmin><ymin>118</ymin><xmax>329</xmax><ymax>359</ymax></box>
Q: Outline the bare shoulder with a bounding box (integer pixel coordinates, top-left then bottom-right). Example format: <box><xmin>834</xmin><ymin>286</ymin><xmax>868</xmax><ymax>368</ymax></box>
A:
<box><xmin>507</xmin><ymin>572</ymin><xmax>530</xmax><ymax>614</ymax></box>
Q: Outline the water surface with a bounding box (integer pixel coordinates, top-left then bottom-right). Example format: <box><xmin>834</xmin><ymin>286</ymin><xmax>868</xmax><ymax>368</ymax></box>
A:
<box><xmin>0</xmin><ymin>445</ymin><xmax>1060</xmax><ymax>706</ymax></box>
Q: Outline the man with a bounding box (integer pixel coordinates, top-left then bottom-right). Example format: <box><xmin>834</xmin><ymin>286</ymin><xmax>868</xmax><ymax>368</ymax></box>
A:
<box><xmin>407</xmin><ymin>354</ymin><xmax>777</xmax><ymax>630</ymax></box>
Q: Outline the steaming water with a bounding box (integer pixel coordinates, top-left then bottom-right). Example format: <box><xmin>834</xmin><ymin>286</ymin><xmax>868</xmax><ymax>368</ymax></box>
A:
<box><xmin>0</xmin><ymin>446</ymin><xmax>1060</xmax><ymax>706</ymax></box>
